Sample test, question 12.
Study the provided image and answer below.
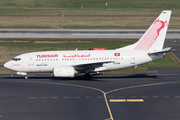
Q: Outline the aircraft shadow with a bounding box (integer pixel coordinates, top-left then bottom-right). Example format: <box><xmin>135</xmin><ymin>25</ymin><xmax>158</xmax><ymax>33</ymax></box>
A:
<box><xmin>0</xmin><ymin>73</ymin><xmax>159</xmax><ymax>81</ymax></box>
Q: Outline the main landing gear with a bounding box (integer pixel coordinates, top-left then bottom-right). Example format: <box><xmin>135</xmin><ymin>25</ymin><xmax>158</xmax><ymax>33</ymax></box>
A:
<box><xmin>84</xmin><ymin>73</ymin><xmax>91</xmax><ymax>80</ymax></box>
<box><xmin>25</xmin><ymin>75</ymin><xmax>28</xmax><ymax>80</ymax></box>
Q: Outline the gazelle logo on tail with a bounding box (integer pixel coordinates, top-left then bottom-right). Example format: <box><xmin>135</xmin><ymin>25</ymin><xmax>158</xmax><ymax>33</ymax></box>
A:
<box><xmin>118</xmin><ymin>11</ymin><xmax>171</xmax><ymax>51</ymax></box>
<box><xmin>134</xmin><ymin>19</ymin><xmax>168</xmax><ymax>51</ymax></box>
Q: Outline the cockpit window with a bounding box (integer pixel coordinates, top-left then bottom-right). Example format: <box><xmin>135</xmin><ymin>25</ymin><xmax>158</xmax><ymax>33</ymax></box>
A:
<box><xmin>12</xmin><ymin>58</ymin><xmax>21</xmax><ymax>61</ymax></box>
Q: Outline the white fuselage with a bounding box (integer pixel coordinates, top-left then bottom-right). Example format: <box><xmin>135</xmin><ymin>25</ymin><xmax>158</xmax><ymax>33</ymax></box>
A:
<box><xmin>4</xmin><ymin>49</ymin><xmax>164</xmax><ymax>74</ymax></box>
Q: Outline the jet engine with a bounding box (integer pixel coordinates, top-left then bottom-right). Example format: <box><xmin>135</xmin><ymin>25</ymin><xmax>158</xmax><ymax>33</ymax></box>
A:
<box><xmin>53</xmin><ymin>66</ymin><xmax>78</xmax><ymax>77</ymax></box>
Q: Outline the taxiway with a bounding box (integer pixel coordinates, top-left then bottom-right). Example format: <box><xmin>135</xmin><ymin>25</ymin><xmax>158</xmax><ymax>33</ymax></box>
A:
<box><xmin>0</xmin><ymin>67</ymin><xmax>180</xmax><ymax>120</ymax></box>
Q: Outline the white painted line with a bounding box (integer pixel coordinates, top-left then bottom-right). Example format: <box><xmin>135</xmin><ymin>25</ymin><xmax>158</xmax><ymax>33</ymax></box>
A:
<box><xmin>175</xmin><ymin>96</ymin><xmax>180</xmax><ymax>98</ymax></box>
<box><xmin>52</xmin><ymin>97</ymin><xmax>58</xmax><ymax>99</ymax></box>
<box><xmin>141</xmin><ymin>96</ymin><xmax>147</xmax><ymax>98</ymax></box>
<box><xmin>97</xmin><ymin>96</ymin><xmax>103</xmax><ymax>98</ymax></box>
<box><xmin>72</xmin><ymin>34</ymin><xmax>142</xmax><ymax>36</ymax></box>
<box><xmin>63</xmin><ymin>97</ymin><xmax>69</xmax><ymax>98</ymax></box>
<box><xmin>30</xmin><ymin>97</ymin><xmax>36</xmax><ymax>99</ymax></box>
<box><xmin>152</xmin><ymin>96</ymin><xmax>159</xmax><ymax>98</ymax></box>
<box><xmin>130</xmin><ymin>96</ymin><xmax>136</xmax><ymax>98</ymax></box>
<box><xmin>71</xmin><ymin>30</ymin><xmax>145</xmax><ymax>31</ymax></box>
<box><xmin>86</xmin><ymin>97</ymin><xmax>92</xmax><ymax>98</ymax></box>
<box><xmin>108</xmin><ymin>96</ymin><xmax>114</xmax><ymax>98</ymax></box>
<box><xmin>41</xmin><ymin>97</ymin><xmax>47</xmax><ymax>99</ymax></box>
<box><xmin>74</xmin><ymin>97</ymin><xmax>80</xmax><ymax>98</ymax></box>
<box><xmin>119</xmin><ymin>96</ymin><xmax>125</xmax><ymax>98</ymax></box>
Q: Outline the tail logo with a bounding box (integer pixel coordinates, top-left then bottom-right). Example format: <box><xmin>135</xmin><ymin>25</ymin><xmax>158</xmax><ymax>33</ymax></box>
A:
<box><xmin>134</xmin><ymin>19</ymin><xmax>167</xmax><ymax>50</ymax></box>
<box><xmin>155</xmin><ymin>19</ymin><xmax>167</xmax><ymax>40</ymax></box>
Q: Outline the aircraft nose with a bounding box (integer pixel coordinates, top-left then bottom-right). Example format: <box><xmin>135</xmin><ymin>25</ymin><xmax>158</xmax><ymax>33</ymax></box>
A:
<box><xmin>4</xmin><ymin>61</ymin><xmax>11</xmax><ymax>69</ymax></box>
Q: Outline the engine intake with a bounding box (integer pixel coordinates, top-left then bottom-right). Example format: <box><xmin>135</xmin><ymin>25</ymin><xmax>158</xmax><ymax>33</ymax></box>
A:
<box><xmin>53</xmin><ymin>66</ymin><xmax>77</xmax><ymax>77</ymax></box>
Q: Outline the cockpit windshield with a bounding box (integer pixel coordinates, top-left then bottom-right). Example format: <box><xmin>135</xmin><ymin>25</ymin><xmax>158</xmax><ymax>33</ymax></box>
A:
<box><xmin>12</xmin><ymin>58</ymin><xmax>21</xmax><ymax>61</ymax></box>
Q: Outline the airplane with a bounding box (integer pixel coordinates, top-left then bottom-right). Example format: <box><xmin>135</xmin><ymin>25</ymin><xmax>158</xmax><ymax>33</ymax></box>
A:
<box><xmin>4</xmin><ymin>10</ymin><xmax>172</xmax><ymax>80</ymax></box>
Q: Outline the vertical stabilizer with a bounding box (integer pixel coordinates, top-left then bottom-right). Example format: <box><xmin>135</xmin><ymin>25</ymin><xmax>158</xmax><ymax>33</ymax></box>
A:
<box><xmin>118</xmin><ymin>10</ymin><xmax>171</xmax><ymax>51</ymax></box>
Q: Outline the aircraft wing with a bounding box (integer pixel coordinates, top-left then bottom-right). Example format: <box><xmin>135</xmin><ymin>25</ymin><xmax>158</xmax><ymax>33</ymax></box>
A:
<box><xmin>72</xmin><ymin>61</ymin><xmax>115</xmax><ymax>72</ymax></box>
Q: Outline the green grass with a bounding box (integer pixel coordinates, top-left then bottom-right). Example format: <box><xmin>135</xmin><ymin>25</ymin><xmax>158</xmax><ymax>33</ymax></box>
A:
<box><xmin>0</xmin><ymin>39</ymin><xmax>134</xmax><ymax>51</ymax></box>
<box><xmin>63</xmin><ymin>25</ymin><xmax>147</xmax><ymax>29</ymax></box>
<box><xmin>0</xmin><ymin>0</ymin><xmax>180</xmax><ymax>9</ymax></box>
<box><xmin>0</xmin><ymin>8</ymin><xmax>180</xmax><ymax>29</ymax></box>
<box><xmin>0</xmin><ymin>25</ymin><xmax>50</xmax><ymax>29</ymax></box>
<box><xmin>0</xmin><ymin>1</ymin><xmax>180</xmax><ymax>29</ymax></box>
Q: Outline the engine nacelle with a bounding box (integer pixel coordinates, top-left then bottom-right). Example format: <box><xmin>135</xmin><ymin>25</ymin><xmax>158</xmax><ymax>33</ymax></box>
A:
<box><xmin>53</xmin><ymin>66</ymin><xmax>77</xmax><ymax>77</ymax></box>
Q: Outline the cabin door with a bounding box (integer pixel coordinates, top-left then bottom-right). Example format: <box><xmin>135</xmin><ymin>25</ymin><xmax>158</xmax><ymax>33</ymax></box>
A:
<box><xmin>130</xmin><ymin>53</ymin><xmax>135</xmax><ymax>64</ymax></box>
<box><xmin>28</xmin><ymin>54</ymin><xmax>34</xmax><ymax>66</ymax></box>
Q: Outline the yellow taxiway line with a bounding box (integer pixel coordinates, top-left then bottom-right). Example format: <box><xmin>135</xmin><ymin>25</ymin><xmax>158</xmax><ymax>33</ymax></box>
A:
<box><xmin>110</xmin><ymin>99</ymin><xmax>144</xmax><ymax>102</ymax></box>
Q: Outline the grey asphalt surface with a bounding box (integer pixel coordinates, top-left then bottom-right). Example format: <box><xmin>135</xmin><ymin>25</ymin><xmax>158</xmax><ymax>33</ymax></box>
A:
<box><xmin>165</xmin><ymin>39</ymin><xmax>180</xmax><ymax>62</ymax></box>
<box><xmin>0</xmin><ymin>29</ymin><xmax>180</xmax><ymax>39</ymax></box>
<box><xmin>0</xmin><ymin>67</ymin><xmax>180</xmax><ymax>120</ymax></box>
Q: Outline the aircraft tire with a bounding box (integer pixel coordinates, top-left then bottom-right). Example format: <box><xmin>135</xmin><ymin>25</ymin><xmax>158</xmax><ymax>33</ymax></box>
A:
<box><xmin>84</xmin><ymin>73</ymin><xmax>91</xmax><ymax>80</ymax></box>
<box><xmin>25</xmin><ymin>76</ymin><xmax>28</xmax><ymax>80</ymax></box>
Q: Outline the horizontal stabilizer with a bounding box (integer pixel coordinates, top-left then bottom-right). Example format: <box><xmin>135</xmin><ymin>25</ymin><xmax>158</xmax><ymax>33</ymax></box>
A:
<box><xmin>147</xmin><ymin>47</ymin><xmax>171</xmax><ymax>55</ymax></box>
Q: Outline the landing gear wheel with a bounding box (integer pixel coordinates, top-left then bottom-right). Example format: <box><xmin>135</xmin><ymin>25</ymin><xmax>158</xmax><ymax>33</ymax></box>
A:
<box><xmin>84</xmin><ymin>73</ymin><xmax>91</xmax><ymax>80</ymax></box>
<box><xmin>25</xmin><ymin>76</ymin><xmax>28</xmax><ymax>80</ymax></box>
